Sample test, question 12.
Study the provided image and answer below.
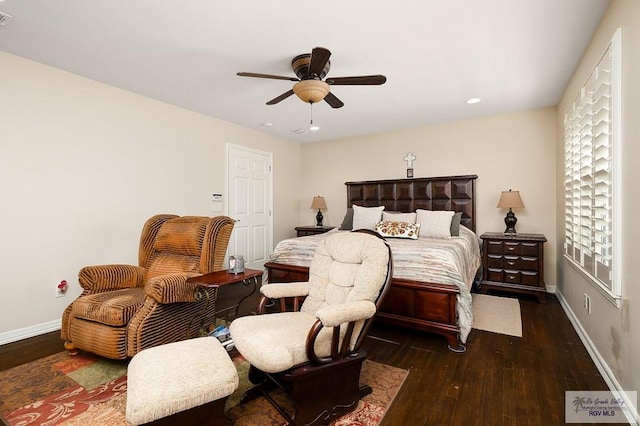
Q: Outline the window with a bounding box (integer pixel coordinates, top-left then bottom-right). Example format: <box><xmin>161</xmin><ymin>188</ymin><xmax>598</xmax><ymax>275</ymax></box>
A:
<box><xmin>563</xmin><ymin>29</ymin><xmax>621</xmax><ymax>302</ymax></box>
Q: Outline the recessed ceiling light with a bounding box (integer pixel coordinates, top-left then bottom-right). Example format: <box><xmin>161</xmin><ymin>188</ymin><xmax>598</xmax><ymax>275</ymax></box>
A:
<box><xmin>466</xmin><ymin>97</ymin><xmax>481</xmax><ymax>104</ymax></box>
<box><xmin>291</xmin><ymin>128</ymin><xmax>306</xmax><ymax>134</ymax></box>
<box><xmin>261</xmin><ymin>122</ymin><xmax>273</xmax><ymax>127</ymax></box>
<box><xmin>0</xmin><ymin>11</ymin><xmax>12</xmax><ymax>26</ymax></box>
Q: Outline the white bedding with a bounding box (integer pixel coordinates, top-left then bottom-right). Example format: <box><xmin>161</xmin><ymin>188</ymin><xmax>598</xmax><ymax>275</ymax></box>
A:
<box><xmin>268</xmin><ymin>226</ymin><xmax>482</xmax><ymax>343</ymax></box>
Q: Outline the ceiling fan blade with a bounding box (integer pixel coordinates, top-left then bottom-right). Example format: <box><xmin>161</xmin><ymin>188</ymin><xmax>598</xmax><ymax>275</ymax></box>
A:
<box><xmin>237</xmin><ymin>72</ymin><xmax>299</xmax><ymax>82</ymax></box>
<box><xmin>326</xmin><ymin>75</ymin><xmax>387</xmax><ymax>85</ymax></box>
<box><xmin>308</xmin><ymin>47</ymin><xmax>331</xmax><ymax>78</ymax></box>
<box><xmin>324</xmin><ymin>92</ymin><xmax>344</xmax><ymax>109</ymax></box>
<box><xmin>266</xmin><ymin>89</ymin><xmax>295</xmax><ymax>105</ymax></box>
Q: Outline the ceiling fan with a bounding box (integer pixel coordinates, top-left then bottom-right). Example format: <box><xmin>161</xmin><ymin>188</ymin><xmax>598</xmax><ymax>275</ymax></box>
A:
<box><xmin>237</xmin><ymin>47</ymin><xmax>386</xmax><ymax>109</ymax></box>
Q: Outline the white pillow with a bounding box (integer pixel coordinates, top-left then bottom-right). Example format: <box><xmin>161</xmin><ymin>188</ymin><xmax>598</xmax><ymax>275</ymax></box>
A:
<box><xmin>416</xmin><ymin>209</ymin><xmax>455</xmax><ymax>239</ymax></box>
<box><xmin>352</xmin><ymin>205</ymin><xmax>385</xmax><ymax>230</ymax></box>
<box><xmin>382</xmin><ymin>211</ymin><xmax>417</xmax><ymax>224</ymax></box>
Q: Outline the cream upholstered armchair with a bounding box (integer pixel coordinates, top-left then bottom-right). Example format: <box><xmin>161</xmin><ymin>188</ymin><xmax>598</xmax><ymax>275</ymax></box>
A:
<box><xmin>61</xmin><ymin>214</ymin><xmax>234</xmax><ymax>360</ymax></box>
<box><xmin>229</xmin><ymin>230</ymin><xmax>393</xmax><ymax>426</ymax></box>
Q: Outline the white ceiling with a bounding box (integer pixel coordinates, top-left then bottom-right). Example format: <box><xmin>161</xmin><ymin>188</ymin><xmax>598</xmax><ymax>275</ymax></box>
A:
<box><xmin>0</xmin><ymin>0</ymin><xmax>611</xmax><ymax>143</ymax></box>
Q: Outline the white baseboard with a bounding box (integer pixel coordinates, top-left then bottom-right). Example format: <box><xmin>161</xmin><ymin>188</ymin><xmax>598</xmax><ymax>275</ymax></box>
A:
<box><xmin>0</xmin><ymin>320</ymin><xmax>61</xmax><ymax>346</ymax></box>
<box><xmin>556</xmin><ymin>290</ymin><xmax>639</xmax><ymax>425</ymax></box>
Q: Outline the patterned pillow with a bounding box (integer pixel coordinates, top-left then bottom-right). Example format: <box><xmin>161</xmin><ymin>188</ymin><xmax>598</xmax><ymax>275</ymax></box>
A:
<box><xmin>375</xmin><ymin>221</ymin><xmax>420</xmax><ymax>239</ymax></box>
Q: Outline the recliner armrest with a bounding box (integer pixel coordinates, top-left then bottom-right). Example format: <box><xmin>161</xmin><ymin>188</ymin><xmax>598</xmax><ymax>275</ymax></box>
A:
<box><xmin>260</xmin><ymin>282</ymin><xmax>309</xmax><ymax>299</ymax></box>
<box><xmin>315</xmin><ymin>300</ymin><xmax>377</xmax><ymax>327</ymax></box>
<box><xmin>145</xmin><ymin>273</ymin><xmax>201</xmax><ymax>303</ymax></box>
<box><xmin>79</xmin><ymin>264</ymin><xmax>145</xmax><ymax>293</ymax></box>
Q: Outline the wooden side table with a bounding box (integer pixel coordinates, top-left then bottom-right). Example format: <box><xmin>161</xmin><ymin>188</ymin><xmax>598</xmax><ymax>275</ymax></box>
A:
<box><xmin>295</xmin><ymin>226</ymin><xmax>335</xmax><ymax>237</ymax></box>
<box><xmin>479</xmin><ymin>232</ymin><xmax>547</xmax><ymax>303</ymax></box>
<box><xmin>187</xmin><ymin>269</ymin><xmax>262</xmax><ymax>328</ymax></box>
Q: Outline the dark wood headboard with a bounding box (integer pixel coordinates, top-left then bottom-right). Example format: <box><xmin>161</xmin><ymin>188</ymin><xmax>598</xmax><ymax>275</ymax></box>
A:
<box><xmin>345</xmin><ymin>175</ymin><xmax>478</xmax><ymax>232</ymax></box>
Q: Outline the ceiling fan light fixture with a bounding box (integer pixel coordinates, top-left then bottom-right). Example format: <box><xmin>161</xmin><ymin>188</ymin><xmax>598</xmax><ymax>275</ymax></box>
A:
<box><xmin>293</xmin><ymin>80</ymin><xmax>330</xmax><ymax>104</ymax></box>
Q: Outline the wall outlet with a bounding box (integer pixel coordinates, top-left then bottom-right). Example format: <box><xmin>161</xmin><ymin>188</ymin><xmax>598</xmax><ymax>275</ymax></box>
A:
<box><xmin>56</xmin><ymin>280</ymin><xmax>68</xmax><ymax>298</ymax></box>
<box><xmin>584</xmin><ymin>293</ymin><xmax>591</xmax><ymax>314</ymax></box>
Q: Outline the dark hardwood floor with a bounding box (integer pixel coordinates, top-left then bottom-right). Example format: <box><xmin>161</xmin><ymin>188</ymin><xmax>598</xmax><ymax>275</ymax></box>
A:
<box><xmin>0</xmin><ymin>293</ymin><xmax>623</xmax><ymax>425</ymax></box>
<box><xmin>0</xmin><ymin>330</ymin><xmax>62</xmax><ymax>372</ymax></box>
<box><xmin>361</xmin><ymin>293</ymin><xmax>623</xmax><ymax>426</ymax></box>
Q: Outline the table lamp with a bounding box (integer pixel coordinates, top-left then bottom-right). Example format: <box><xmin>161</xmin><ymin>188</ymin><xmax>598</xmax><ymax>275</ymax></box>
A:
<box><xmin>310</xmin><ymin>196</ymin><xmax>327</xmax><ymax>227</ymax></box>
<box><xmin>497</xmin><ymin>190</ymin><xmax>524</xmax><ymax>234</ymax></box>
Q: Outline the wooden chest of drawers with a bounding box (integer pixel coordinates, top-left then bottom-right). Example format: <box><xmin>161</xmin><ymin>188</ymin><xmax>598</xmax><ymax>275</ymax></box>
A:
<box><xmin>479</xmin><ymin>232</ymin><xmax>547</xmax><ymax>303</ymax></box>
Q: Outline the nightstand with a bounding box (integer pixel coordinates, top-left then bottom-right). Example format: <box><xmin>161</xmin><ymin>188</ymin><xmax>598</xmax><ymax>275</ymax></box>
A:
<box><xmin>295</xmin><ymin>226</ymin><xmax>335</xmax><ymax>237</ymax></box>
<box><xmin>479</xmin><ymin>232</ymin><xmax>547</xmax><ymax>303</ymax></box>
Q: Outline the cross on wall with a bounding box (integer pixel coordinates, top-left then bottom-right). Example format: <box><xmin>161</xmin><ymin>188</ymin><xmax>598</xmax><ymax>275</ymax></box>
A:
<box><xmin>404</xmin><ymin>152</ymin><xmax>416</xmax><ymax>169</ymax></box>
<box><xmin>404</xmin><ymin>152</ymin><xmax>416</xmax><ymax>178</ymax></box>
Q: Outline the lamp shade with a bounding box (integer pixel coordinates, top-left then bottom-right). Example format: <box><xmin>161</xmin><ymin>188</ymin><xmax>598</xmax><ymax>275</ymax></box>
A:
<box><xmin>293</xmin><ymin>80</ymin><xmax>330</xmax><ymax>104</ymax></box>
<box><xmin>310</xmin><ymin>196</ymin><xmax>327</xmax><ymax>210</ymax></box>
<box><xmin>497</xmin><ymin>190</ymin><xmax>524</xmax><ymax>209</ymax></box>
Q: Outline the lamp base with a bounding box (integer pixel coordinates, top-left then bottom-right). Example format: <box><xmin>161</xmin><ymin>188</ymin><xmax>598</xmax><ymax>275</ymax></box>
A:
<box><xmin>316</xmin><ymin>210</ymin><xmax>323</xmax><ymax>227</ymax></box>
<box><xmin>504</xmin><ymin>209</ymin><xmax>517</xmax><ymax>234</ymax></box>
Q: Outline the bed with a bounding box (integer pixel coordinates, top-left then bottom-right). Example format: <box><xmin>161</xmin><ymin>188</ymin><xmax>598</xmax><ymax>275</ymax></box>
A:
<box><xmin>264</xmin><ymin>174</ymin><xmax>481</xmax><ymax>351</ymax></box>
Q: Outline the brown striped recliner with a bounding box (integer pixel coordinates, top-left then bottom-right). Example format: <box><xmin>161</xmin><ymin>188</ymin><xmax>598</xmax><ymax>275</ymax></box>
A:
<box><xmin>61</xmin><ymin>214</ymin><xmax>235</xmax><ymax>360</ymax></box>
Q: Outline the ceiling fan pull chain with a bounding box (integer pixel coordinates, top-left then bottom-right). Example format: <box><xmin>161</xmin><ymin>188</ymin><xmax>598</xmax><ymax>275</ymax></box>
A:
<box><xmin>309</xmin><ymin>102</ymin><xmax>320</xmax><ymax>131</ymax></box>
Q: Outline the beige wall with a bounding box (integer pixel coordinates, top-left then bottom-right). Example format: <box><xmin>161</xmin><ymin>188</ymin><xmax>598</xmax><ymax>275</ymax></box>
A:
<box><xmin>4</xmin><ymin>5</ymin><xmax>635</xmax><ymax>404</ymax></box>
<box><xmin>556</xmin><ymin>0</ymin><xmax>640</xmax><ymax>396</ymax></box>
<box><xmin>0</xmin><ymin>52</ymin><xmax>301</xmax><ymax>336</ymax></box>
<box><xmin>300</xmin><ymin>107</ymin><xmax>557</xmax><ymax>289</ymax></box>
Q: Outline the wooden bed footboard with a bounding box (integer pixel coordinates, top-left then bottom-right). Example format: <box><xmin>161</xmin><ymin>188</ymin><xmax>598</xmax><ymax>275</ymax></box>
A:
<box><xmin>376</xmin><ymin>278</ymin><xmax>460</xmax><ymax>347</ymax></box>
<box><xmin>264</xmin><ymin>262</ymin><xmax>461</xmax><ymax>348</ymax></box>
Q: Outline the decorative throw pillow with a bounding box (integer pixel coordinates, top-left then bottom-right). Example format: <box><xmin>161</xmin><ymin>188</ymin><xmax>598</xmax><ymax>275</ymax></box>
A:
<box><xmin>382</xmin><ymin>211</ymin><xmax>417</xmax><ymax>224</ymax></box>
<box><xmin>450</xmin><ymin>212</ymin><xmax>463</xmax><ymax>236</ymax></box>
<box><xmin>375</xmin><ymin>221</ymin><xmax>420</xmax><ymax>239</ymax></box>
<box><xmin>339</xmin><ymin>208</ymin><xmax>354</xmax><ymax>230</ymax></box>
<box><xmin>416</xmin><ymin>209</ymin><xmax>455</xmax><ymax>239</ymax></box>
<box><xmin>352</xmin><ymin>205</ymin><xmax>385</xmax><ymax>230</ymax></box>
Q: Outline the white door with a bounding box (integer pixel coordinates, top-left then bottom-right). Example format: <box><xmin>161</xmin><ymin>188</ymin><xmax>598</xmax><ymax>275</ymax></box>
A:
<box><xmin>226</xmin><ymin>144</ymin><xmax>273</xmax><ymax>271</ymax></box>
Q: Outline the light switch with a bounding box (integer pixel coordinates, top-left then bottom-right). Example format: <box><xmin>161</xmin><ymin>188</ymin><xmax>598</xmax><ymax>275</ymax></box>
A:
<box><xmin>211</xmin><ymin>193</ymin><xmax>223</xmax><ymax>212</ymax></box>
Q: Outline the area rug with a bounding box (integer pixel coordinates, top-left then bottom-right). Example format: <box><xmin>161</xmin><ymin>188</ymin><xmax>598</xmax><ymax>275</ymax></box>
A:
<box><xmin>0</xmin><ymin>348</ymin><xmax>407</xmax><ymax>426</ymax></box>
<box><xmin>472</xmin><ymin>293</ymin><xmax>522</xmax><ymax>337</ymax></box>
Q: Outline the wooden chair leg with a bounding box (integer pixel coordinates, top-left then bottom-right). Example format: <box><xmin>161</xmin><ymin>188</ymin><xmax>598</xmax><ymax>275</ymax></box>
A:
<box><xmin>64</xmin><ymin>340</ymin><xmax>79</xmax><ymax>356</ymax></box>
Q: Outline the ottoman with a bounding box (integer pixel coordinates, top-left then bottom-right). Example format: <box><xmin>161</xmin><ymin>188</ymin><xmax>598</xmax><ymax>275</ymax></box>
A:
<box><xmin>126</xmin><ymin>337</ymin><xmax>238</xmax><ymax>426</ymax></box>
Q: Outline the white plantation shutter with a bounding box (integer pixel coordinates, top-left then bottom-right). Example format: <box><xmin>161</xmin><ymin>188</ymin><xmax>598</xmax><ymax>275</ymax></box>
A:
<box><xmin>563</xmin><ymin>29</ymin><xmax>620</xmax><ymax>300</ymax></box>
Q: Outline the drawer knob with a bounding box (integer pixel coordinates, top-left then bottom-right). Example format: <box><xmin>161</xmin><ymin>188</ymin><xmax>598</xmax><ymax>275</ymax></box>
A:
<box><xmin>508</xmin><ymin>275</ymin><xmax>515</xmax><ymax>280</ymax></box>
<box><xmin>508</xmin><ymin>247</ymin><xmax>515</xmax><ymax>251</ymax></box>
<box><xmin>507</xmin><ymin>261</ymin><xmax>515</xmax><ymax>266</ymax></box>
